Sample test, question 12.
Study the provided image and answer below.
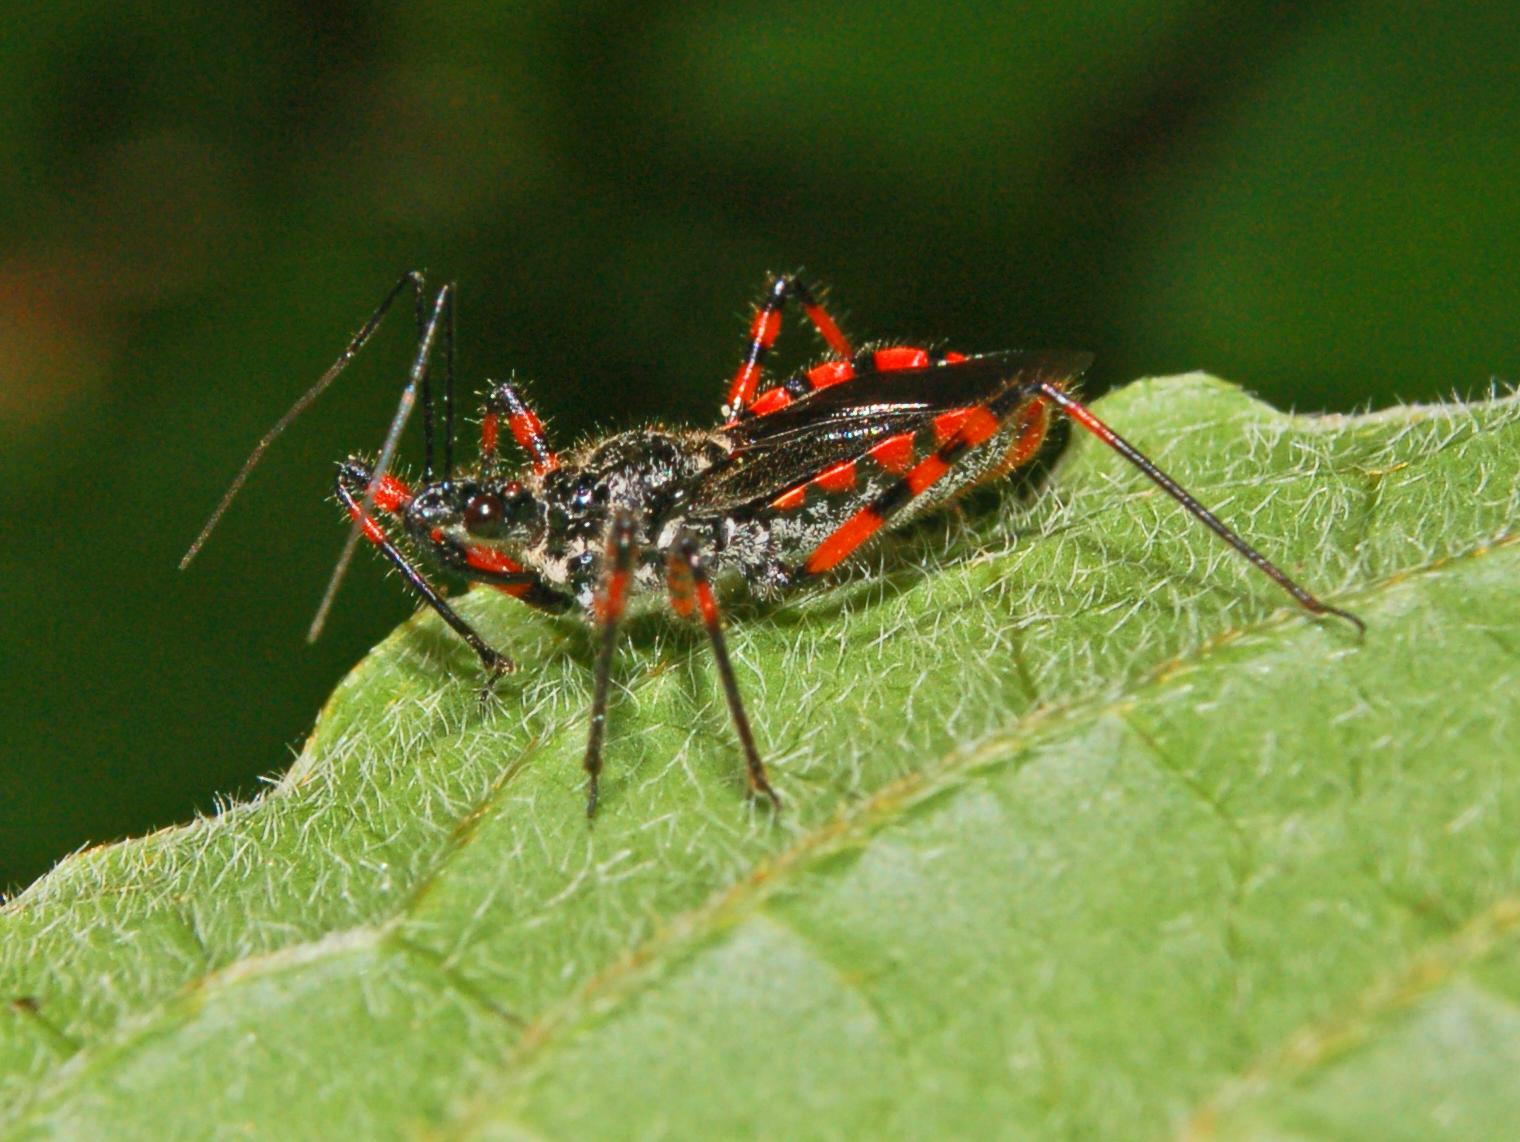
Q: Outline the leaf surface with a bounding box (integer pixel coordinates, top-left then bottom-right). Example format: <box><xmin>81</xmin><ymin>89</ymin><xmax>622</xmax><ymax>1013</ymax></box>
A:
<box><xmin>3</xmin><ymin>376</ymin><xmax>1518</xmax><ymax>1138</ymax></box>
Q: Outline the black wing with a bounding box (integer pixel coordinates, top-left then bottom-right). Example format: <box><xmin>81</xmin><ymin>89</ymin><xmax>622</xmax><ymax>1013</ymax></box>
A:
<box><xmin>693</xmin><ymin>349</ymin><xmax>1092</xmax><ymax>515</ymax></box>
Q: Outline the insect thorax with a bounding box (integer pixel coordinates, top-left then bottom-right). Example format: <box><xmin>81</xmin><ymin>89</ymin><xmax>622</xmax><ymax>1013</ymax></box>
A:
<box><xmin>525</xmin><ymin>428</ymin><xmax>733</xmax><ymax>605</ymax></box>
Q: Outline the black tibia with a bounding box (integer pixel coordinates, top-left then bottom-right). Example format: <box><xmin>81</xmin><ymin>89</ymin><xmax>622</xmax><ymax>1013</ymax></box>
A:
<box><xmin>334</xmin><ymin>461</ymin><xmax>511</xmax><ymax>680</ymax></box>
<box><xmin>583</xmin><ymin>510</ymin><xmax>638</xmax><ymax>818</ymax></box>
<box><xmin>670</xmin><ymin>535</ymin><xmax>781</xmax><ymax>810</ymax></box>
<box><xmin>1033</xmin><ymin>382</ymin><xmax>1366</xmax><ymax>634</ymax></box>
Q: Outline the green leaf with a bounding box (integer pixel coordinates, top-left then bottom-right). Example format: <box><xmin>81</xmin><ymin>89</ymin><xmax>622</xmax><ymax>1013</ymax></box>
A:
<box><xmin>3</xmin><ymin>376</ymin><xmax>1517</xmax><ymax>1138</ymax></box>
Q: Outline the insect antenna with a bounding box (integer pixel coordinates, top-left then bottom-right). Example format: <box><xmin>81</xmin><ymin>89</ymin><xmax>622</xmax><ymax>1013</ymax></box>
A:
<box><xmin>179</xmin><ymin>271</ymin><xmax>429</xmax><ymax>570</ymax></box>
<box><xmin>307</xmin><ymin>281</ymin><xmax>454</xmax><ymax>642</ymax></box>
<box><xmin>1036</xmin><ymin>381</ymin><xmax>1366</xmax><ymax>634</ymax></box>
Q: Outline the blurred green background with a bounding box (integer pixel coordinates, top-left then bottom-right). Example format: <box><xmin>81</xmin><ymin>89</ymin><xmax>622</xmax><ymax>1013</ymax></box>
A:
<box><xmin>3</xmin><ymin>3</ymin><xmax>1517</xmax><ymax>892</ymax></box>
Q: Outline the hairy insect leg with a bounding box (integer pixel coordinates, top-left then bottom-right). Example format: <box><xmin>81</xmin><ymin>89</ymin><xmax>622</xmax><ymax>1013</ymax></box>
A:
<box><xmin>335</xmin><ymin>460</ymin><xmax>512</xmax><ymax>684</ymax></box>
<box><xmin>481</xmin><ymin>381</ymin><xmax>558</xmax><ymax>477</ymax></box>
<box><xmin>667</xmin><ymin>535</ymin><xmax>781</xmax><ymax>811</ymax></box>
<box><xmin>1033</xmin><ymin>381</ymin><xmax>1366</xmax><ymax>632</ymax></box>
<box><xmin>584</xmin><ymin>510</ymin><xmax>638</xmax><ymax>817</ymax></box>
<box><xmin>724</xmin><ymin>272</ymin><xmax>853</xmax><ymax>418</ymax></box>
<box><xmin>789</xmin><ymin>352</ymin><xmax>1363</xmax><ymax>630</ymax></box>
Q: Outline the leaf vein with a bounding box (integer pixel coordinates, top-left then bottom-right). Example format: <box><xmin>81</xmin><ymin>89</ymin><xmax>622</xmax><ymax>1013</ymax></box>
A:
<box><xmin>490</xmin><ymin>537</ymin><xmax>1520</xmax><ymax>1089</ymax></box>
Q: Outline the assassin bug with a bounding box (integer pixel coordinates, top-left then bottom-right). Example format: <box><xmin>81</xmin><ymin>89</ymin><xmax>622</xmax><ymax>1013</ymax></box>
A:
<box><xmin>183</xmin><ymin>271</ymin><xmax>1364</xmax><ymax>816</ymax></box>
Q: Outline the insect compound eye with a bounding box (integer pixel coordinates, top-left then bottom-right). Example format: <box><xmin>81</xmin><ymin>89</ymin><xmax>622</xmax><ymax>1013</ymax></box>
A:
<box><xmin>463</xmin><ymin>491</ymin><xmax>507</xmax><ymax>537</ymax></box>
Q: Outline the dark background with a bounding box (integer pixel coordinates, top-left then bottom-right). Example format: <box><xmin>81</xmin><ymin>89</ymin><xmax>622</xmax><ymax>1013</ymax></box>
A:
<box><xmin>4</xmin><ymin>3</ymin><xmax>1517</xmax><ymax>892</ymax></box>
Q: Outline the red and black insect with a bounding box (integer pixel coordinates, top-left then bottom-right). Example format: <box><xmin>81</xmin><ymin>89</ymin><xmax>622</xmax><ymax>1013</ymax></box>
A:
<box><xmin>184</xmin><ymin>271</ymin><xmax>1363</xmax><ymax>815</ymax></box>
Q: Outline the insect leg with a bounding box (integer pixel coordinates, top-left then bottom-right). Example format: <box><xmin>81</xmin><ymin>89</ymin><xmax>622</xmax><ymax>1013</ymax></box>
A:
<box><xmin>583</xmin><ymin>510</ymin><xmax>638</xmax><ymax>817</ymax></box>
<box><xmin>334</xmin><ymin>460</ymin><xmax>512</xmax><ymax>680</ymax></box>
<box><xmin>789</xmin><ymin>359</ymin><xmax>1363</xmax><ymax>630</ymax></box>
<box><xmin>481</xmin><ymin>381</ymin><xmax>558</xmax><ymax>477</ymax></box>
<box><xmin>667</xmin><ymin>535</ymin><xmax>781</xmax><ymax>810</ymax></box>
<box><xmin>724</xmin><ymin>272</ymin><xmax>853</xmax><ymax>418</ymax></box>
<box><xmin>1033</xmin><ymin>382</ymin><xmax>1366</xmax><ymax>632</ymax></box>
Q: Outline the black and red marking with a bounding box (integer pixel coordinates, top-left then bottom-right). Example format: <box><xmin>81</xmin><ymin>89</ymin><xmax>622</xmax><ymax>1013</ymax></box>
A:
<box><xmin>334</xmin><ymin>459</ymin><xmax>510</xmax><ymax>678</ymax></box>
<box><xmin>667</xmin><ymin>534</ymin><xmax>779</xmax><ymax>809</ymax></box>
<box><xmin>483</xmin><ymin>381</ymin><xmax>557</xmax><ymax>477</ymax></box>
<box><xmin>583</xmin><ymin>510</ymin><xmax>637</xmax><ymax>816</ymax></box>
<box><xmin>186</xmin><ymin>270</ymin><xmax>1365</xmax><ymax>819</ymax></box>
<box><xmin>724</xmin><ymin>273</ymin><xmax>853</xmax><ymax>419</ymax></box>
<box><xmin>793</xmin><ymin>361</ymin><xmax>1059</xmax><ymax>579</ymax></box>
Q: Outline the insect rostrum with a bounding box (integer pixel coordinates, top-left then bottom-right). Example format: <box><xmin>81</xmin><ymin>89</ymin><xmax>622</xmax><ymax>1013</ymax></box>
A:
<box><xmin>185</xmin><ymin>271</ymin><xmax>1363</xmax><ymax>816</ymax></box>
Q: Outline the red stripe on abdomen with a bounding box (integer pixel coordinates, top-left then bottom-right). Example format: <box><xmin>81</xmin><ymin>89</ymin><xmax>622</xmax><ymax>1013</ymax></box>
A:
<box><xmin>905</xmin><ymin>454</ymin><xmax>950</xmax><ymax>495</ymax></box>
<box><xmin>805</xmin><ymin>359</ymin><xmax>855</xmax><ymax>390</ymax></box>
<box><xmin>932</xmin><ymin>408</ymin><xmax>973</xmax><ymax>446</ymax></box>
<box><xmin>868</xmin><ymin>433</ymin><xmax>916</xmax><ymax>475</ymax></box>
<box><xmin>805</xmin><ymin>508</ymin><xmax>885</xmax><ymax>574</ymax></box>
<box><xmin>873</xmin><ymin>346</ymin><xmax>930</xmax><ymax>372</ymax></box>
<box><xmin>770</xmin><ymin>485</ymin><xmax>806</xmax><ymax>511</ymax></box>
<box><xmin>813</xmin><ymin>460</ymin><xmax>857</xmax><ymax>493</ymax></box>
<box><xmin>748</xmin><ymin>387</ymin><xmax>793</xmax><ymax>416</ymax></box>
